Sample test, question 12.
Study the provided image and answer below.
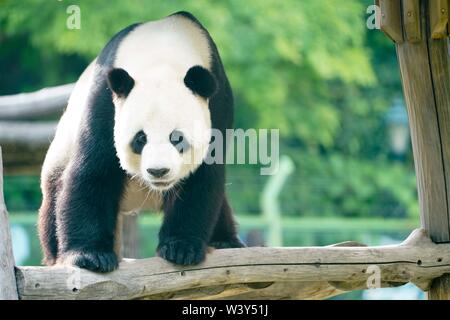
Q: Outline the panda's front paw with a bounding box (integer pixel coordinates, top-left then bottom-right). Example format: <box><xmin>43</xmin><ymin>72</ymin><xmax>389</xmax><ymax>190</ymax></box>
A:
<box><xmin>58</xmin><ymin>250</ymin><xmax>118</xmax><ymax>273</ymax></box>
<box><xmin>157</xmin><ymin>237</ymin><xmax>207</xmax><ymax>265</ymax></box>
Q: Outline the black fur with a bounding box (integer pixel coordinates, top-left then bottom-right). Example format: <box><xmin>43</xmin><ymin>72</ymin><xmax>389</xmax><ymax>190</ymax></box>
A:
<box><xmin>130</xmin><ymin>130</ymin><xmax>147</xmax><ymax>154</ymax></box>
<box><xmin>38</xmin><ymin>13</ymin><xmax>243</xmax><ymax>273</ymax></box>
<box><xmin>54</xmin><ymin>70</ymin><xmax>126</xmax><ymax>272</ymax></box>
<box><xmin>169</xmin><ymin>129</ymin><xmax>190</xmax><ymax>153</ymax></box>
<box><xmin>158</xmin><ymin>12</ymin><xmax>243</xmax><ymax>265</ymax></box>
<box><xmin>39</xmin><ymin>23</ymin><xmax>140</xmax><ymax>272</ymax></box>
<box><xmin>38</xmin><ymin>167</ymin><xmax>63</xmax><ymax>265</ymax></box>
<box><xmin>184</xmin><ymin>65</ymin><xmax>217</xmax><ymax>98</ymax></box>
<box><xmin>107</xmin><ymin>68</ymin><xmax>135</xmax><ymax>97</ymax></box>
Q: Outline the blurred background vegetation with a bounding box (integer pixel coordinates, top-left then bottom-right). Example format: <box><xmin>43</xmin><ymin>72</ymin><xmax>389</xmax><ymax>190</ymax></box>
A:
<box><xmin>0</xmin><ymin>0</ymin><xmax>422</xmax><ymax>299</ymax></box>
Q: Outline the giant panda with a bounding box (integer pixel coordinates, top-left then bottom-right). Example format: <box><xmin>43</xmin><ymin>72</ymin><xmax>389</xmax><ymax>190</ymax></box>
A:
<box><xmin>38</xmin><ymin>11</ymin><xmax>244</xmax><ymax>273</ymax></box>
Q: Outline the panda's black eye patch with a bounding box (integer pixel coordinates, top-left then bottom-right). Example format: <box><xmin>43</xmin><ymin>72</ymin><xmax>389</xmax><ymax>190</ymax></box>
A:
<box><xmin>170</xmin><ymin>130</ymin><xmax>190</xmax><ymax>153</ymax></box>
<box><xmin>131</xmin><ymin>130</ymin><xmax>147</xmax><ymax>154</ymax></box>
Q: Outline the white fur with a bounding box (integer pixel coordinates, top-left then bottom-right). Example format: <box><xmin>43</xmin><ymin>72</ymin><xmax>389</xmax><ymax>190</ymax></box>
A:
<box><xmin>41</xmin><ymin>14</ymin><xmax>213</xmax><ymax>214</ymax></box>
<box><xmin>41</xmin><ymin>59</ymin><xmax>97</xmax><ymax>185</ymax></box>
<box><xmin>113</xmin><ymin>15</ymin><xmax>212</xmax><ymax>192</ymax></box>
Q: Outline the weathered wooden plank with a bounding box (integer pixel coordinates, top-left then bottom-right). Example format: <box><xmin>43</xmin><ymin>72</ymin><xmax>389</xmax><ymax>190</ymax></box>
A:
<box><xmin>379</xmin><ymin>0</ymin><xmax>404</xmax><ymax>43</ymax></box>
<box><xmin>121</xmin><ymin>214</ymin><xmax>140</xmax><ymax>259</ymax></box>
<box><xmin>426</xmin><ymin>1</ymin><xmax>450</xmax><ymax>299</ymax></box>
<box><xmin>0</xmin><ymin>121</ymin><xmax>56</xmax><ymax>174</ymax></box>
<box><xmin>0</xmin><ymin>147</ymin><xmax>19</xmax><ymax>299</ymax></box>
<box><xmin>14</xmin><ymin>229</ymin><xmax>450</xmax><ymax>300</ymax></box>
<box><xmin>0</xmin><ymin>121</ymin><xmax>57</xmax><ymax>148</ymax></box>
<box><xmin>397</xmin><ymin>40</ymin><xmax>449</xmax><ymax>241</ymax></box>
<box><xmin>396</xmin><ymin>0</ymin><xmax>450</xmax><ymax>300</ymax></box>
<box><xmin>429</xmin><ymin>0</ymin><xmax>449</xmax><ymax>39</ymax></box>
<box><xmin>222</xmin><ymin>282</ymin><xmax>344</xmax><ymax>300</ymax></box>
<box><xmin>403</xmin><ymin>0</ymin><xmax>421</xmax><ymax>42</ymax></box>
<box><xmin>429</xmin><ymin>275</ymin><xmax>450</xmax><ymax>299</ymax></box>
<box><xmin>0</xmin><ymin>84</ymin><xmax>73</xmax><ymax>120</ymax></box>
<box><xmin>427</xmin><ymin>15</ymin><xmax>450</xmax><ymax>244</ymax></box>
<box><xmin>448</xmin><ymin>0</ymin><xmax>450</xmax><ymax>35</ymax></box>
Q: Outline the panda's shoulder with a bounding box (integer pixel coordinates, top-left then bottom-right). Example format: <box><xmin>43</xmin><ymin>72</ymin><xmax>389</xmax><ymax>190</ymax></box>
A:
<box><xmin>97</xmin><ymin>22</ymin><xmax>142</xmax><ymax>67</ymax></box>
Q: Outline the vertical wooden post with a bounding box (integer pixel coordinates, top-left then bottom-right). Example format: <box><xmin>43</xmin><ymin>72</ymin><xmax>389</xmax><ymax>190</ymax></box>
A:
<box><xmin>0</xmin><ymin>147</ymin><xmax>19</xmax><ymax>299</ymax></box>
<box><xmin>381</xmin><ymin>0</ymin><xmax>450</xmax><ymax>299</ymax></box>
<box><xmin>121</xmin><ymin>214</ymin><xmax>140</xmax><ymax>259</ymax></box>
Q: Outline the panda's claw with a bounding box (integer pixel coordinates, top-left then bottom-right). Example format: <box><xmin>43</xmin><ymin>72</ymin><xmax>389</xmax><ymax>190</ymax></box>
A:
<box><xmin>60</xmin><ymin>250</ymin><xmax>118</xmax><ymax>273</ymax></box>
<box><xmin>157</xmin><ymin>237</ymin><xmax>206</xmax><ymax>265</ymax></box>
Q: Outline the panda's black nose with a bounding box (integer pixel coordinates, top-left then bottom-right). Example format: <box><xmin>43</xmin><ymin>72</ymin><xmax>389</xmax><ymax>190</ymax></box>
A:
<box><xmin>147</xmin><ymin>168</ymin><xmax>170</xmax><ymax>178</ymax></box>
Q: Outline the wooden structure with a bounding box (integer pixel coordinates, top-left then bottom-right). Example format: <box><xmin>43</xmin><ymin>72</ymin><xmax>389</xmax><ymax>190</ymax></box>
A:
<box><xmin>12</xmin><ymin>229</ymin><xmax>450</xmax><ymax>300</ymax></box>
<box><xmin>0</xmin><ymin>84</ymin><xmax>72</xmax><ymax>174</ymax></box>
<box><xmin>0</xmin><ymin>0</ymin><xmax>449</xmax><ymax>299</ymax></box>
<box><xmin>0</xmin><ymin>148</ymin><xmax>19</xmax><ymax>299</ymax></box>
<box><xmin>377</xmin><ymin>0</ymin><xmax>450</xmax><ymax>299</ymax></box>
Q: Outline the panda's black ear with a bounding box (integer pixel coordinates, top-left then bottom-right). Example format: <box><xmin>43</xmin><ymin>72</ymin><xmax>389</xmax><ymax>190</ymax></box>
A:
<box><xmin>107</xmin><ymin>68</ymin><xmax>135</xmax><ymax>98</ymax></box>
<box><xmin>184</xmin><ymin>66</ymin><xmax>217</xmax><ymax>98</ymax></box>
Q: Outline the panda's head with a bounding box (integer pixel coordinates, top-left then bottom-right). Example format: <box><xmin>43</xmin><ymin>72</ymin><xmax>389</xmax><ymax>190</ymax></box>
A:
<box><xmin>108</xmin><ymin>64</ymin><xmax>217</xmax><ymax>191</ymax></box>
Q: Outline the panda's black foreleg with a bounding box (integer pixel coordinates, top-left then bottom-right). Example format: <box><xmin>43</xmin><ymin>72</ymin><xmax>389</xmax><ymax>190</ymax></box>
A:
<box><xmin>158</xmin><ymin>163</ymin><xmax>225</xmax><ymax>265</ymax></box>
<box><xmin>55</xmin><ymin>158</ymin><xmax>125</xmax><ymax>272</ymax></box>
<box><xmin>52</xmin><ymin>74</ymin><xmax>127</xmax><ymax>273</ymax></box>
<box><xmin>38</xmin><ymin>168</ymin><xmax>63</xmax><ymax>265</ymax></box>
<box><xmin>209</xmin><ymin>196</ymin><xmax>245</xmax><ymax>249</ymax></box>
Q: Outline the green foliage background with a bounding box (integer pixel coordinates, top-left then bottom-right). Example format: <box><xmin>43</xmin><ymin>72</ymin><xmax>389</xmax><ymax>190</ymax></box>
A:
<box><xmin>0</xmin><ymin>0</ymin><xmax>418</xmax><ymax>219</ymax></box>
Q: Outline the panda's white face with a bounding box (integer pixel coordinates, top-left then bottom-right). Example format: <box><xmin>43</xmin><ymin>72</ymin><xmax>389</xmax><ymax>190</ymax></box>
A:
<box><xmin>113</xmin><ymin>65</ymin><xmax>212</xmax><ymax>191</ymax></box>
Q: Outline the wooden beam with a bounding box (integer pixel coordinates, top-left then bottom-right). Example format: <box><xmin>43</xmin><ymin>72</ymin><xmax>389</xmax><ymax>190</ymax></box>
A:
<box><xmin>0</xmin><ymin>121</ymin><xmax>56</xmax><ymax>174</ymax></box>
<box><xmin>395</xmin><ymin>0</ymin><xmax>450</xmax><ymax>299</ymax></box>
<box><xmin>429</xmin><ymin>0</ymin><xmax>449</xmax><ymax>39</ymax></box>
<box><xmin>0</xmin><ymin>147</ymin><xmax>19</xmax><ymax>299</ymax></box>
<box><xmin>379</xmin><ymin>0</ymin><xmax>404</xmax><ymax>43</ymax></box>
<box><xmin>403</xmin><ymin>0</ymin><xmax>422</xmax><ymax>42</ymax></box>
<box><xmin>14</xmin><ymin>229</ymin><xmax>450</xmax><ymax>300</ymax></box>
<box><xmin>426</xmin><ymin>1</ymin><xmax>450</xmax><ymax>297</ymax></box>
<box><xmin>397</xmin><ymin>3</ymin><xmax>450</xmax><ymax>243</ymax></box>
<box><xmin>0</xmin><ymin>84</ymin><xmax>73</xmax><ymax>120</ymax></box>
<box><xmin>0</xmin><ymin>121</ymin><xmax>56</xmax><ymax>148</ymax></box>
<box><xmin>121</xmin><ymin>214</ymin><xmax>140</xmax><ymax>259</ymax></box>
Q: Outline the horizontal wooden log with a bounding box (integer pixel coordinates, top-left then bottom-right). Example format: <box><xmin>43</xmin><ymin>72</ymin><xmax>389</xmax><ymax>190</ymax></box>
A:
<box><xmin>15</xmin><ymin>229</ymin><xmax>450</xmax><ymax>300</ymax></box>
<box><xmin>0</xmin><ymin>84</ymin><xmax>73</xmax><ymax>120</ymax></box>
<box><xmin>0</xmin><ymin>121</ymin><xmax>56</xmax><ymax>174</ymax></box>
<box><xmin>0</xmin><ymin>121</ymin><xmax>56</xmax><ymax>148</ymax></box>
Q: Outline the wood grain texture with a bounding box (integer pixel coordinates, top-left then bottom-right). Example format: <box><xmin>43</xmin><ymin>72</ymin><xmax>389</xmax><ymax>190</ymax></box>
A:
<box><xmin>0</xmin><ymin>84</ymin><xmax>70</xmax><ymax>173</ymax></box>
<box><xmin>396</xmin><ymin>0</ymin><xmax>450</xmax><ymax>300</ymax></box>
<box><xmin>427</xmin><ymin>23</ymin><xmax>450</xmax><ymax>236</ymax></box>
<box><xmin>397</xmin><ymin>2</ymin><xmax>450</xmax><ymax>243</ymax></box>
<box><xmin>429</xmin><ymin>275</ymin><xmax>450</xmax><ymax>299</ymax></box>
<box><xmin>403</xmin><ymin>0</ymin><xmax>422</xmax><ymax>42</ymax></box>
<box><xmin>14</xmin><ymin>229</ymin><xmax>450</xmax><ymax>300</ymax></box>
<box><xmin>121</xmin><ymin>214</ymin><xmax>140</xmax><ymax>259</ymax></box>
<box><xmin>0</xmin><ymin>121</ymin><xmax>56</xmax><ymax>147</ymax></box>
<box><xmin>0</xmin><ymin>147</ymin><xmax>19</xmax><ymax>299</ymax></box>
<box><xmin>0</xmin><ymin>121</ymin><xmax>57</xmax><ymax>174</ymax></box>
<box><xmin>0</xmin><ymin>83</ymin><xmax>73</xmax><ymax>120</ymax></box>
<box><xmin>429</xmin><ymin>0</ymin><xmax>449</xmax><ymax>39</ymax></box>
<box><xmin>379</xmin><ymin>0</ymin><xmax>404</xmax><ymax>43</ymax></box>
<box><xmin>426</xmin><ymin>0</ymin><xmax>450</xmax><ymax>299</ymax></box>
